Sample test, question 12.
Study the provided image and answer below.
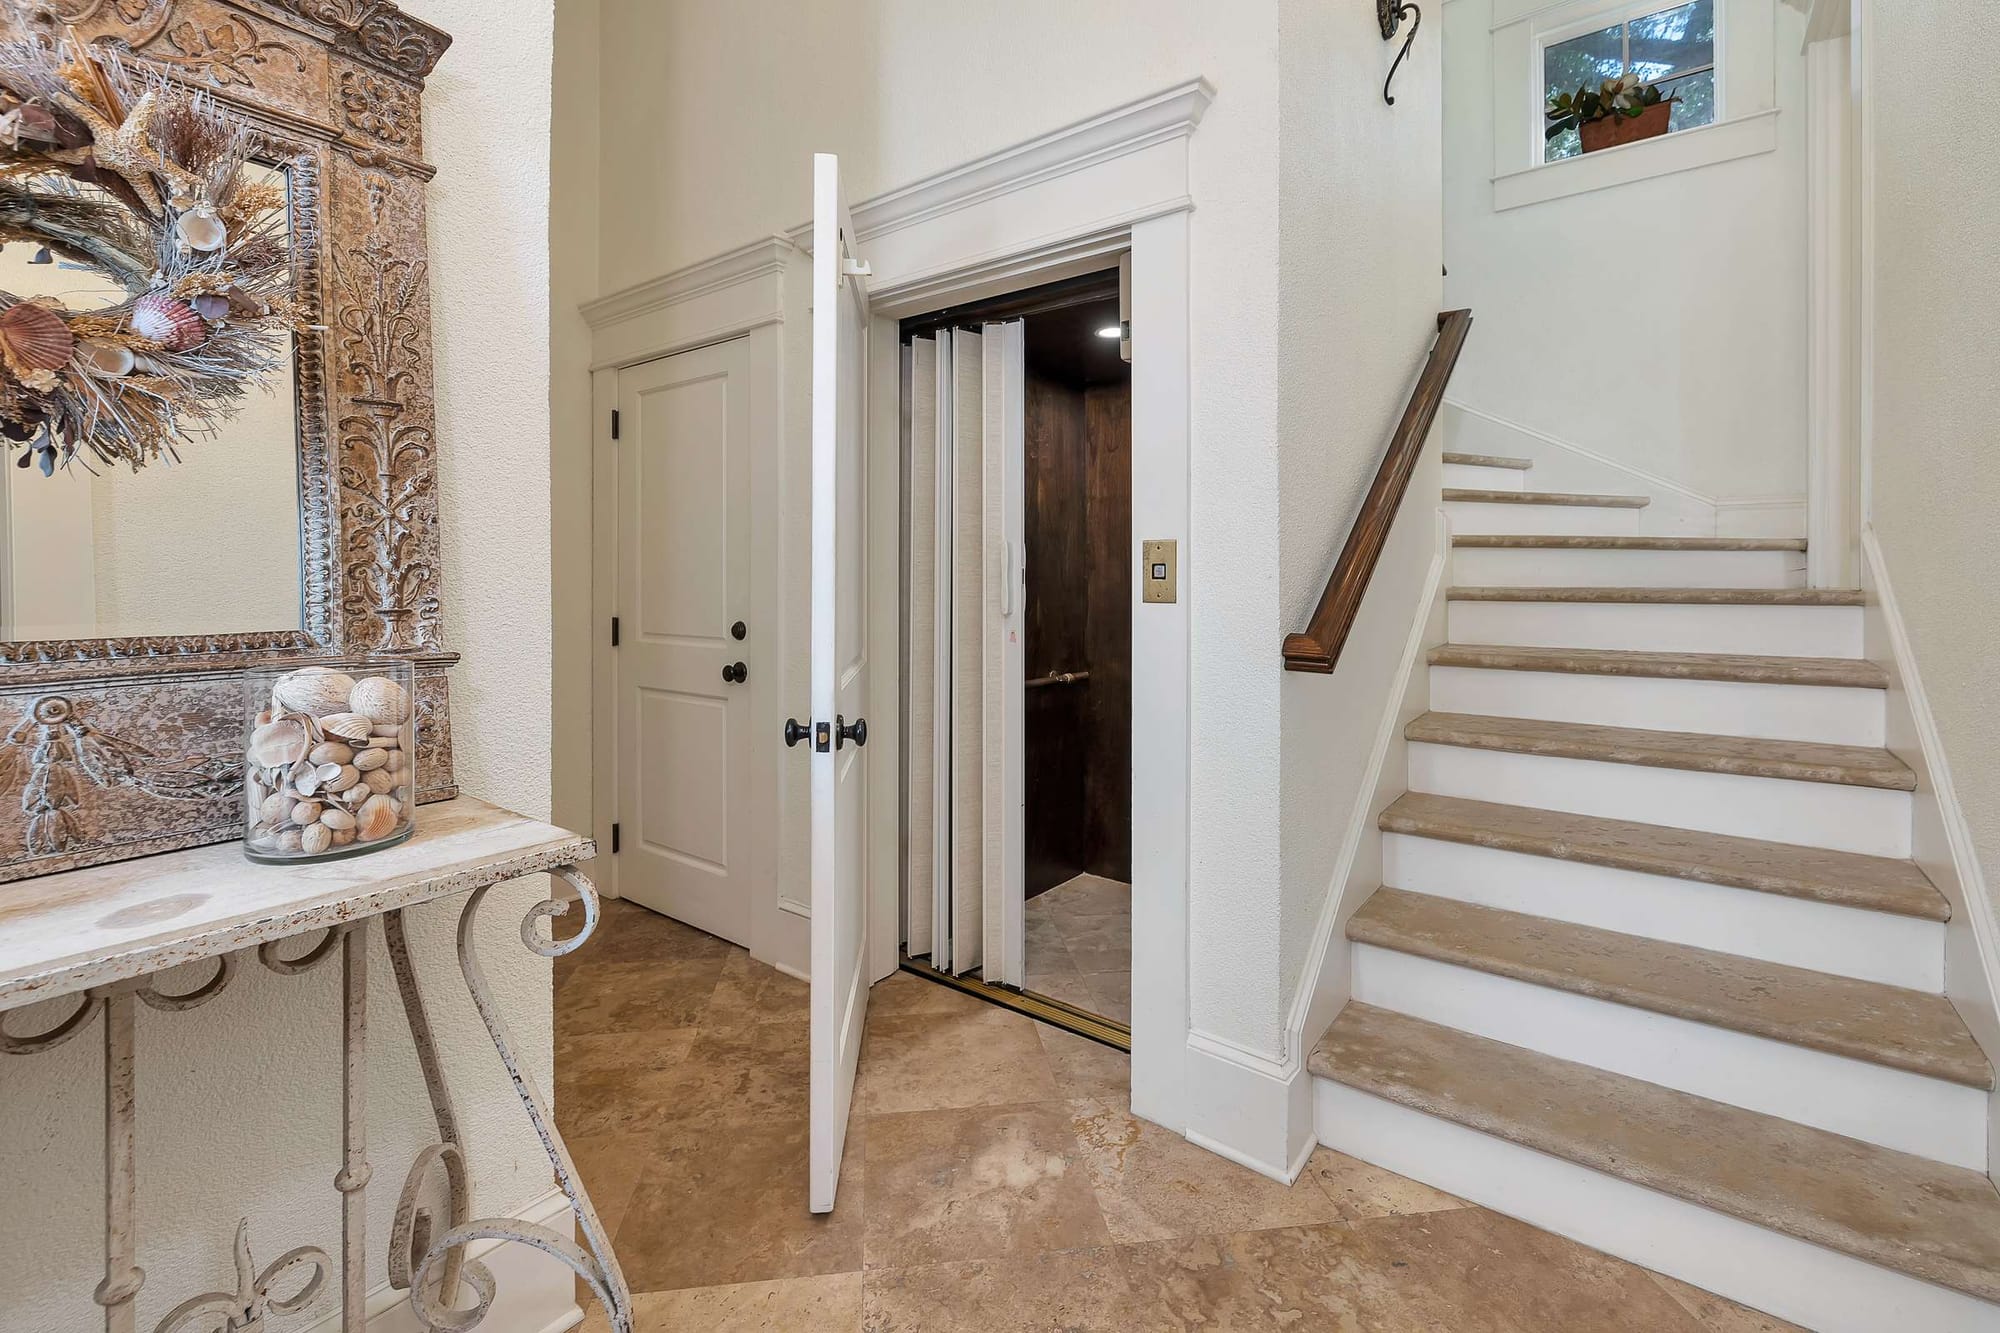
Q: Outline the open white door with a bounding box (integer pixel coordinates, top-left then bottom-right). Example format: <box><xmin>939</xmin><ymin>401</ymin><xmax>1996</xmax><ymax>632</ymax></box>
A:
<box><xmin>807</xmin><ymin>152</ymin><xmax>870</xmax><ymax>1215</ymax></box>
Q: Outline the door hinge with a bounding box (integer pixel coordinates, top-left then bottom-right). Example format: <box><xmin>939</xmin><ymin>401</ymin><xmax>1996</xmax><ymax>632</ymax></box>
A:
<box><xmin>610</xmin><ymin>409</ymin><xmax>620</xmax><ymax>440</ymax></box>
<box><xmin>610</xmin><ymin>615</ymin><xmax>620</xmax><ymax>647</ymax></box>
<box><xmin>610</xmin><ymin>822</ymin><xmax>620</xmax><ymax>854</ymax></box>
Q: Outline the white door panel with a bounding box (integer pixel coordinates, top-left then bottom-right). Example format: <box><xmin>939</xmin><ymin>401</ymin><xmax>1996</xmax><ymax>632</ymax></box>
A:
<box><xmin>615</xmin><ymin>339</ymin><xmax>752</xmax><ymax>946</ymax></box>
<box><xmin>809</xmin><ymin>152</ymin><xmax>870</xmax><ymax>1216</ymax></box>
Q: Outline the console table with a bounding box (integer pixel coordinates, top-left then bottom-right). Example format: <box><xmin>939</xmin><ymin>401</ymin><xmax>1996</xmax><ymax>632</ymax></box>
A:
<box><xmin>0</xmin><ymin>797</ymin><xmax>633</xmax><ymax>1333</ymax></box>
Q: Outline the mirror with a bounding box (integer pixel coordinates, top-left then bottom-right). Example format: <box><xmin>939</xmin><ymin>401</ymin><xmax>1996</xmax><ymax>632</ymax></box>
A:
<box><xmin>0</xmin><ymin>164</ymin><xmax>302</xmax><ymax>643</ymax></box>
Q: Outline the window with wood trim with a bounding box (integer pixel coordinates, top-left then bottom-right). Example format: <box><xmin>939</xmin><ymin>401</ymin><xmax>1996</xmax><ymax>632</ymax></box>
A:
<box><xmin>1542</xmin><ymin>0</ymin><xmax>1717</xmax><ymax>162</ymax></box>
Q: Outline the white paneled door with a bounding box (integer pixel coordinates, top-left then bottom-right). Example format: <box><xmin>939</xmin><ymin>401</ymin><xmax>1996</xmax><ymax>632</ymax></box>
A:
<box><xmin>808</xmin><ymin>153</ymin><xmax>872</xmax><ymax>1215</ymax></box>
<box><xmin>614</xmin><ymin>338</ymin><xmax>753</xmax><ymax>947</ymax></box>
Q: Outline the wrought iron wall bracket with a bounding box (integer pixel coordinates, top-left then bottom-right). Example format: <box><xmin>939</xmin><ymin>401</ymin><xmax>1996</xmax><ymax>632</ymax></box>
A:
<box><xmin>1379</xmin><ymin>0</ymin><xmax>1424</xmax><ymax>106</ymax></box>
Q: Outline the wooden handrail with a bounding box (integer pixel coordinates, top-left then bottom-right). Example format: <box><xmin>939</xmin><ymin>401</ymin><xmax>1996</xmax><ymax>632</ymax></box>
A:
<box><xmin>1283</xmin><ymin>308</ymin><xmax>1473</xmax><ymax>673</ymax></box>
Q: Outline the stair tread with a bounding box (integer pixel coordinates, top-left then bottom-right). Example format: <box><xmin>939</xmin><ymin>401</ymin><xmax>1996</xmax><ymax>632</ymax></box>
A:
<box><xmin>1449</xmin><ymin>585</ymin><xmax>1864</xmax><ymax>606</ymax></box>
<box><xmin>1407</xmin><ymin>712</ymin><xmax>1917</xmax><ymax>792</ymax></box>
<box><xmin>1428</xmin><ymin>644</ymin><xmax>1888</xmax><ymax>689</ymax></box>
<box><xmin>1453</xmin><ymin>534</ymin><xmax>1807</xmax><ymax>551</ymax></box>
<box><xmin>1444</xmin><ymin>488</ymin><xmax>1649</xmax><ymax>508</ymax></box>
<box><xmin>1347</xmin><ymin>889</ymin><xmax>1991</xmax><ymax>1088</ymax></box>
<box><xmin>1442</xmin><ymin>451</ymin><xmax>1533</xmax><ymax>470</ymax></box>
<box><xmin>1379</xmin><ymin>793</ymin><xmax>1948</xmax><ymax>921</ymax></box>
<box><xmin>1310</xmin><ymin>1004</ymin><xmax>2000</xmax><ymax>1303</ymax></box>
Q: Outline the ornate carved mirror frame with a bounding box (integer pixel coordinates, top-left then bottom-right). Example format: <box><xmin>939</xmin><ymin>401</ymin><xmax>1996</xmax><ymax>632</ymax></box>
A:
<box><xmin>0</xmin><ymin>0</ymin><xmax>455</xmax><ymax>881</ymax></box>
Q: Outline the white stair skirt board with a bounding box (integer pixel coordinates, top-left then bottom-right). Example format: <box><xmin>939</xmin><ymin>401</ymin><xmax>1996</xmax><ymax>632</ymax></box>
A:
<box><xmin>1443</xmin><ymin>462</ymin><xmax>1526</xmax><ymax>491</ymax></box>
<box><xmin>1442</xmin><ymin>499</ymin><xmax>1645</xmax><ymax>536</ymax></box>
<box><xmin>1313</xmin><ymin>1080</ymin><xmax>2000</xmax><ymax>1333</ymax></box>
<box><xmin>1447</xmin><ymin>600</ymin><xmax>1865</xmax><ymax>657</ymax></box>
<box><xmin>1382</xmin><ymin>833</ymin><xmax>1945</xmax><ymax>992</ymax></box>
<box><xmin>1426</xmin><ymin>667</ymin><xmax>1886</xmax><ymax>747</ymax></box>
<box><xmin>1451</xmin><ymin>546</ymin><xmax>1805</xmax><ymax>589</ymax></box>
<box><xmin>1406</xmin><ymin>742</ymin><xmax>1912</xmax><ymax>859</ymax></box>
<box><xmin>1348</xmin><ymin>944</ymin><xmax>1987</xmax><ymax>1169</ymax></box>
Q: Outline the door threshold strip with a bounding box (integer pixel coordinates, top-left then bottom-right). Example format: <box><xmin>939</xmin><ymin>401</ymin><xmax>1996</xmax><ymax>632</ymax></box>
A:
<box><xmin>899</xmin><ymin>955</ymin><xmax>1131</xmax><ymax>1052</ymax></box>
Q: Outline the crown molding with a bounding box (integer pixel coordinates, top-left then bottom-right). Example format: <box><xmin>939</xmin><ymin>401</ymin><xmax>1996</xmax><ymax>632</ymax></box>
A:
<box><xmin>579</xmin><ymin>235</ymin><xmax>796</xmax><ymax>331</ymax></box>
<box><xmin>785</xmin><ymin>77</ymin><xmax>1214</xmax><ymax>253</ymax></box>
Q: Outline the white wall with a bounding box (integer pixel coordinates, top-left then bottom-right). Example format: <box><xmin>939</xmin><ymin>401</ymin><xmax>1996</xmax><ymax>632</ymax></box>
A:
<box><xmin>1864</xmin><ymin>3</ymin><xmax>2000</xmax><ymax>952</ymax></box>
<box><xmin>0</xmin><ymin>4</ymin><xmax>566</xmax><ymax>1329</ymax></box>
<box><xmin>1275</xmin><ymin>0</ymin><xmax>1446</xmax><ymax>1021</ymax></box>
<box><xmin>1441</xmin><ymin>0</ymin><xmax>1809</xmax><ymax>505</ymax></box>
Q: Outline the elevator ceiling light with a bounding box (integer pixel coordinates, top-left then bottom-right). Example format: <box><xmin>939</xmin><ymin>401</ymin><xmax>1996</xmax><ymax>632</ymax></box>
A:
<box><xmin>1096</xmin><ymin>324</ymin><xmax>1122</xmax><ymax>339</ymax></box>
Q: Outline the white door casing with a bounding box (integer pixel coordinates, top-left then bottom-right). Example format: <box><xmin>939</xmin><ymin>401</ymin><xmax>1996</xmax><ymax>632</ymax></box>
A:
<box><xmin>614</xmin><ymin>339</ymin><xmax>754</xmax><ymax>947</ymax></box>
<box><xmin>808</xmin><ymin>152</ymin><xmax>872</xmax><ymax>1215</ymax></box>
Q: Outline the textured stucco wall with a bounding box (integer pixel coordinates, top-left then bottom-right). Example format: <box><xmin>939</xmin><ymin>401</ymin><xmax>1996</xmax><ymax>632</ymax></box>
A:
<box><xmin>1441</xmin><ymin>0</ymin><xmax>1809</xmax><ymax>503</ymax></box>
<box><xmin>1274</xmin><ymin>0</ymin><xmax>1445</xmax><ymax>1018</ymax></box>
<box><xmin>1866</xmin><ymin>2</ymin><xmax>2000</xmax><ymax>929</ymax></box>
<box><xmin>0</xmin><ymin>3</ymin><xmax>559</xmax><ymax>1328</ymax></box>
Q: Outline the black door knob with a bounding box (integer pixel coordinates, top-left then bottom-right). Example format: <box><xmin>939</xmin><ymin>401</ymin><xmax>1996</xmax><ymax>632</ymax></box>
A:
<box><xmin>731</xmin><ymin>620</ymin><xmax>747</xmax><ymax>641</ymax></box>
<box><xmin>722</xmin><ymin>661</ymin><xmax>747</xmax><ymax>684</ymax></box>
<box><xmin>836</xmin><ymin>715</ymin><xmax>868</xmax><ymax>749</ymax></box>
<box><xmin>784</xmin><ymin>718</ymin><xmax>811</xmax><ymax>748</ymax></box>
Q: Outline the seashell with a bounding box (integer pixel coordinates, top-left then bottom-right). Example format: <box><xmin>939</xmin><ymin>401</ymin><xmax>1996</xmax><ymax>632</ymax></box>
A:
<box><xmin>176</xmin><ymin>205</ymin><xmax>227</xmax><ymax>253</ymax></box>
<box><xmin>277</xmin><ymin>828</ymin><xmax>305</xmax><ymax>854</ymax></box>
<box><xmin>257</xmin><ymin>792</ymin><xmax>288</xmax><ymax>824</ymax></box>
<box><xmin>323</xmin><ymin>763</ymin><xmax>361</xmax><ymax>793</ymax></box>
<box><xmin>273</xmin><ymin>670</ymin><xmax>355</xmax><ymax>717</ymax></box>
<box><xmin>332</xmin><ymin>828</ymin><xmax>357</xmax><ymax>847</ymax></box>
<box><xmin>79</xmin><ymin>339</ymin><xmax>134</xmax><ymax>377</ymax></box>
<box><xmin>191</xmin><ymin>292</ymin><xmax>230</xmax><ymax>322</ymax></box>
<box><xmin>0</xmin><ymin>302</ymin><xmax>74</xmax><ymax>372</ymax></box>
<box><xmin>363</xmin><ymin>768</ymin><xmax>395</xmax><ymax>796</ymax></box>
<box><xmin>319</xmin><ymin>807</ymin><xmax>356</xmax><ymax>831</ymax></box>
<box><xmin>362</xmin><ymin>736</ymin><xmax>399</xmax><ymax>749</ymax></box>
<box><xmin>317</xmin><ymin>711</ymin><xmax>372</xmax><ymax>742</ymax></box>
<box><xmin>300</xmin><ymin>824</ymin><xmax>333</xmax><ymax>855</ymax></box>
<box><xmin>356</xmin><ymin>793</ymin><xmax>400</xmax><ymax>841</ymax></box>
<box><xmin>130</xmin><ymin>292</ymin><xmax>206</xmax><ymax>352</ymax></box>
<box><xmin>309</xmin><ymin>741</ymin><xmax>354</xmax><ymax>766</ymax></box>
<box><xmin>349</xmin><ymin>676</ymin><xmax>409</xmax><ymax>726</ymax></box>
<box><xmin>385</xmin><ymin>748</ymin><xmax>407</xmax><ymax>774</ymax></box>
<box><xmin>352</xmin><ymin>747</ymin><xmax>389</xmax><ymax>773</ymax></box>
<box><xmin>371</xmin><ymin>722</ymin><xmax>402</xmax><ymax>738</ymax></box>
<box><xmin>249</xmin><ymin>718</ymin><xmax>309</xmax><ymax>768</ymax></box>
<box><xmin>290</xmin><ymin>800</ymin><xmax>322</xmax><ymax>826</ymax></box>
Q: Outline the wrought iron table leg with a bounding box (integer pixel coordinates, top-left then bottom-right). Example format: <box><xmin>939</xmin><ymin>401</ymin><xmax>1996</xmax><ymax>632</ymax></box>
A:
<box><xmin>338</xmin><ymin>925</ymin><xmax>371</xmax><ymax>1333</ymax></box>
<box><xmin>96</xmin><ymin>989</ymin><xmax>141</xmax><ymax>1333</ymax></box>
<box><xmin>391</xmin><ymin>864</ymin><xmax>632</xmax><ymax>1333</ymax></box>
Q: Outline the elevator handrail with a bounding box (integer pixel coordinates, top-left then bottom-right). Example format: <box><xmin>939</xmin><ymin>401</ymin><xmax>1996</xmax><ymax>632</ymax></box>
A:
<box><xmin>1282</xmin><ymin>309</ymin><xmax>1473</xmax><ymax>673</ymax></box>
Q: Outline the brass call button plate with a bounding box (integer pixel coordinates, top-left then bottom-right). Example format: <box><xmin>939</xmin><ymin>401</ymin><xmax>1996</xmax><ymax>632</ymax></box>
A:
<box><xmin>1143</xmin><ymin>538</ymin><xmax>1178</xmax><ymax>604</ymax></box>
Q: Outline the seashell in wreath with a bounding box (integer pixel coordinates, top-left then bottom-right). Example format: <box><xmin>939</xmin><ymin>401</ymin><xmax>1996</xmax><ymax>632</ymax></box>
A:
<box><xmin>0</xmin><ymin>35</ymin><xmax>306</xmax><ymax>475</ymax></box>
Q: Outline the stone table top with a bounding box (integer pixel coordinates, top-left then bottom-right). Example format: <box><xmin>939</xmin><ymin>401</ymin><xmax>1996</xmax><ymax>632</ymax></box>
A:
<box><xmin>0</xmin><ymin>797</ymin><xmax>592</xmax><ymax>1010</ymax></box>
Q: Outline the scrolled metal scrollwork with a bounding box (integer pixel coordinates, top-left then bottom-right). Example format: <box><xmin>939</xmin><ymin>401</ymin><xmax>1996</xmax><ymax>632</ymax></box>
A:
<box><xmin>153</xmin><ymin>1219</ymin><xmax>328</xmax><ymax>1333</ymax></box>
<box><xmin>258</xmin><ymin>928</ymin><xmax>343</xmax><ymax>976</ymax></box>
<box><xmin>135</xmin><ymin>953</ymin><xmax>239</xmax><ymax>1011</ymax></box>
<box><xmin>0</xmin><ymin>988</ymin><xmax>100</xmax><ymax>1054</ymax></box>
<box><xmin>390</xmin><ymin>866</ymin><xmax>629</xmax><ymax>1333</ymax></box>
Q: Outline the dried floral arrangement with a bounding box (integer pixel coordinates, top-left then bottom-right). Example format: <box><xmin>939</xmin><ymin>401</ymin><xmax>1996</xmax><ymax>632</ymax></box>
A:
<box><xmin>0</xmin><ymin>31</ymin><xmax>303</xmax><ymax>475</ymax></box>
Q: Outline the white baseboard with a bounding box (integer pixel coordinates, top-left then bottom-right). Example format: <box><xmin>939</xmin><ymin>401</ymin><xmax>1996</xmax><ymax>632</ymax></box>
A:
<box><xmin>301</xmin><ymin>1188</ymin><xmax>582</xmax><ymax>1333</ymax></box>
<box><xmin>1182</xmin><ymin>1028</ymin><xmax>1312</xmax><ymax>1184</ymax></box>
<box><xmin>1315</xmin><ymin>1079</ymin><xmax>2000</xmax><ymax>1333</ymax></box>
<box><xmin>1861</xmin><ymin>527</ymin><xmax>2000</xmax><ymax>1183</ymax></box>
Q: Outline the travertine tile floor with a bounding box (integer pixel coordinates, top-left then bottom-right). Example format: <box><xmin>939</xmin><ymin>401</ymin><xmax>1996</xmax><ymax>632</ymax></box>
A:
<box><xmin>560</xmin><ymin>898</ymin><xmax>1799</xmax><ymax>1332</ymax></box>
<box><xmin>1023</xmin><ymin>872</ymin><xmax>1132</xmax><ymax>1023</ymax></box>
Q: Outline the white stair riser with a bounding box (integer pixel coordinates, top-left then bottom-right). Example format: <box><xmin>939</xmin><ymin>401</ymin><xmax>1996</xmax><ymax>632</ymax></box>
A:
<box><xmin>1349</xmin><ymin>944</ymin><xmax>1987</xmax><ymax>1169</ymax></box>
<box><xmin>1444</xmin><ymin>500</ymin><xmax>1644</xmax><ymax>536</ymax></box>
<box><xmin>1447</xmin><ymin>599</ymin><xmax>1865</xmax><ymax>657</ymax></box>
<box><xmin>1382</xmin><ymin>833</ymin><xmax>1945</xmax><ymax>991</ymax></box>
<box><xmin>1407</xmin><ymin>743</ymin><xmax>1912</xmax><ymax>858</ymax></box>
<box><xmin>1314</xmin><ymin>1080</ymin><xmax>2000</xmax><ymax>1333</ymax></box>
<box><xmin>1451</xmin><ymin>546</ymin><xmax>1804</xmax><ymax>589</ymax></box>
<box><xmin>1428</xmin><ymin>666</ymin><xmax>1886</xmax><ymax>747</ymax></box>
<box><xmin>1444</xmin><ymin>463</ymin><xmax>1527</xmax><ymax>491</ymax></box>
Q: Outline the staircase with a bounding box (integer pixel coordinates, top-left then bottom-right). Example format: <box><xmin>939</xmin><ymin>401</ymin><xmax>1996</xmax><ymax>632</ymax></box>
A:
<box><xmin>1308</xmin><ymin>452</ymin><xmax>2000</xmax><ymax>1331</ymax></box>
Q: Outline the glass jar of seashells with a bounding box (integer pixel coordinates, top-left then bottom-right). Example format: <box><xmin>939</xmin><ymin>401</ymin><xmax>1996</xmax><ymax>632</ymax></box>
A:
<box><xmin>243</xmin><ymin>660</ymin><xmax>417</xmax><ymax>863</ymax></box>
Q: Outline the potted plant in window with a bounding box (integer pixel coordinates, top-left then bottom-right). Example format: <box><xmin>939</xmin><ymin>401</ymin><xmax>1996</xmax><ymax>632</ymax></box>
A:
<box><xmin>1547</xmin><ymin>74</ymin><xmax>1680</xmax><ymax>154</ymax></box>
